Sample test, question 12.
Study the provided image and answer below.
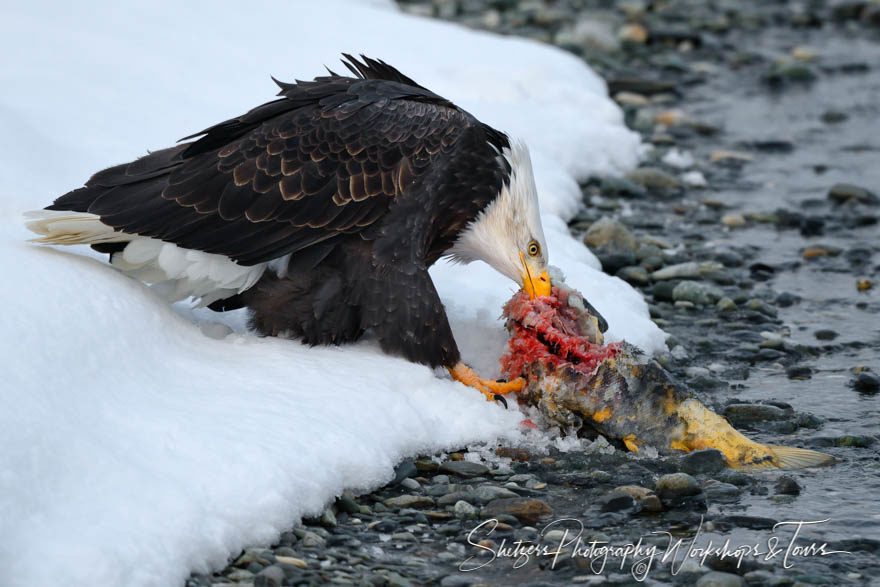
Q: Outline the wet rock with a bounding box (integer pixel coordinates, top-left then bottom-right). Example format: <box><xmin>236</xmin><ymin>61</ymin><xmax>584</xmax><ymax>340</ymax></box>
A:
<box><xmin>786</xmin><ymin>365</ymin><xmax>812</xmax><ymax>380</ymax></box>
<box><xmin>607</xmin><ymin>77</ymin><xmax>678</xmax><ymax>96</ymax></box>
<box><xmin>828</xmin><ymin>183</ymin><xmax>879</xmax><ymax>205</ymax></box>
<box><xmin>695</xmin><ymin>571</ymin><xmax>746</xmax><ymax>587</ymax></box>
<box><xmin>599</xmin><ymin>490</ymin><xmax>636</xmax><ymax>512</ymax></box>
<box><xmin>255</xmin><ymin>565</ymin><xmax>285</xmax><ymax>587</ymax></box>
<box><xmin>495</xmin><ymin>447</ymin><xmax>530</xmax><ymax>461</ymax></box>
<box><xmin>745</xmin><ymin>299</ymin><xmax>778</xmax><ymax>318</ymax></box>
<box><xmin>850</xmin><ymin>371</ymin><xmax>880</xmax><ymax>394</ymax></box>
<box><xmin>599</xmin><ymin>176</ymin><xmax>648</xmax><ymax>199</ymax></box>
<box><xmin>703</xmin><ymin>481</ymin><xmax>742</xmax><ymax>501</ymax></box>
<box><xmin>655</xmin><ymin>473</ymin><xmax>701</xmax><ymax>498</ymax></box>
<box><xmin>814</xmin><ymin>329</ymin><xmax>838</xmax><ymax>341</ymax></box>
<box><xmin>618</xmin><ymin>23</ymin><xmax>648</xmax><ymax>44</ymax></box>
<box><xmin>625</xmin><ymin>166</ymin><xmax>682</xmax><ymax>197</ymax></box>
<box><xmin>437</xmin><ymin>491</ymin><xmax>475</xmax><ymax>506</ymax></box>
<box><xmin>393</xmin><ymin>460</ymin><xmax>418</xmax><ymax>484</ymax></box>
<box><xmin>679</xmin><ymin>449</ymin><xmax>726</xmax><ymax>475</ymax></box>
<box><xmin>716</xmin><ymin>297</ymin><xmax>737</xmax><ymax>312</ymax></box>
<box><xmin>710</xmin><ymin>150</ymin><xmax>753</xmax><ymax>165</ymax></box>
<box><xmin>722</xmin><ymin>515</ymin><xmax>778</xmax><ymax>530</ymax></box>
<box><xmin>383</xmin><ymin>495</ymin><xmax>435</xmax><ymax>509</ymax></box>
<box><xmin>721</xmin><ymin>213</ymin><xmax>747</xmax><ymax>227</ymax></box>
<box><xmin>480</xmin><ymin>497</ymin><xmax>552</xmax><ymax>524</ymax></box>
<box><xmin>673</xmin><ymin>281</ymin><xmax>725</xmax><ymax>305</ymax></box>
<box><xmin>453</xmin><ymin>500</ymin><xmax>477</xmax><ymax>519</ymax></box>
<box><xmin>724</xmin><ymin>403</ymin><xmax>790</xmax><ymax>425</ymax></box>
<box><xmin>439</xmin><ymin>460</ymin><xmax>489</xmax><ymax>478</ymax></box>
<box><xmin>473</xmin><ymin>485</ymin><xmax>519</xmax><ymax>503</ymax></box>
<box><xmin>614</xmin><ymin>485</ymin><xmax>663</xmax><ymax>512</ymax></box>
<box><xmin>774</xmin><ymin>475</ymin><xmax>801</xmax><ymax>496</ymax></box>
<box><xmin>762</xmin><ymin>62</ymin><xmax>817</xmax><ymax>87</ymax></box>
<box><xmin>616</xmin><ymin>265</ymin><xmax>651</xmax><ymax>286</ymax></box>
<box><xmin>584</xmin><ymin>217</ymin><xmax>638</xmax><ymax>251</ymax></box>
<box><xmin>653</xmin><ymin>261</ymin><xmax>725</xmax><ymax>281</ymax></box>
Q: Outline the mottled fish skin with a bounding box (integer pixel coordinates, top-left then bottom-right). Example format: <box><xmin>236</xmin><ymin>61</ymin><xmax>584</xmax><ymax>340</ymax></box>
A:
<box><xmin>505</xmin><ymin>281</ymin><xmax>833</xmax><ymax>471</ymax></box>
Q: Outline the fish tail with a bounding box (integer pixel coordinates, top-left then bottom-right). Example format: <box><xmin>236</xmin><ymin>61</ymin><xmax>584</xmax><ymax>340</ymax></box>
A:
<box><xmin>766</xmin><ymin>445</ymin><xmax>834</xmax><ymax>470</ymax></box>
<box><xmin>673</xmin><ymin>399</ymin><xmax>833</xmax><ymax>470</ymax></box>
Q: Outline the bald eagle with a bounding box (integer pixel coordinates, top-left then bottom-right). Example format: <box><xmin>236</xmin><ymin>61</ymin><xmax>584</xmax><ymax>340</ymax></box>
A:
<box><xmin>26</xmin><ymin>55</ymin><xmax>551</xmax><ymax>400</ymax></box>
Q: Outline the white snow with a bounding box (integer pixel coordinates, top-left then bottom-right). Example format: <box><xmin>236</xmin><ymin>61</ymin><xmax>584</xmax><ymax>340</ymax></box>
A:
<box><xmin>0</xmin><ymin>1</ymin><xmax>664</xmax><ymax>586</ymax></box>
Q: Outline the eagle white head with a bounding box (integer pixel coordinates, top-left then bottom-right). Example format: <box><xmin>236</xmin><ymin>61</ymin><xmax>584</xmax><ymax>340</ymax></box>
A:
<box><xmin>447</xmin><ymin>140</ymin><xmax>551</xmax><ymax>298</ymax></box>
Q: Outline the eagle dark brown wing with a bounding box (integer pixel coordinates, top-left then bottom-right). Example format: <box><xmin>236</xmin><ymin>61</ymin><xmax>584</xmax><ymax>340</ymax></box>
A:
<box><xmin>47</xmin><ymin>57</ymin><xmax>481</xmax><ymax>265</ymax></box>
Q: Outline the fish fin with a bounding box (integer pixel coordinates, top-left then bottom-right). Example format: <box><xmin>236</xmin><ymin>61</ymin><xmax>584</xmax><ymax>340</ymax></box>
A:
<box><xmin>768</xmin><ymin>445</ymin><xmax>834</xmax><ymax>469</ymax></box>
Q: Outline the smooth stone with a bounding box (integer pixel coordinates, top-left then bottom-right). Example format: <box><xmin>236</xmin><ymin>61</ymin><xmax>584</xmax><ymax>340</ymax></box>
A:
<box><xmin>400</xmin><ymin>478</ymin><xmax>421</xmax><ymax>491</ymax></box>
<box><xmin>383</xmin><ymin>495</ymin><xmax>434</xmax><ymax>509</ymax></box>
<box><xmin>679</xmin><ymin>449</ymin><xmax>726</xmax><ymax>475</ymax></box>
<box><xmin>473</xmin><ymin>485</ymin><xmax>519</xmax><ymax>503</ymax></box>
<box><xmin>616</xmin><ymin>265</ymin><xmax>651</xmax><ymax>286</ymax></box>
<box><xmin>673</xmin><ymin>280</ymin><xmax>725</xmax><ymax>305</ymax></box>
<box><xmin>583</xmin><ymin>217</ymin><xmax>638</xmax><ymax>251</ymax></box>
<box><xmin>480</xmin><ymin>497</ymin><xmax>552</xmax><ymax>524</ymax></box>
<box><xmin>851</xmin><ymin>371</ymin><xmax>880</xmax><ymax>394</ymax></box>
<box><xmin>655</xmin><ymin>473</ymin><xmax>701</xmax><ymax>498</ymax></box>
<box><xmin>695</xmin><ymin>571</ymin><xmax>746</xmax><ymax>587</ymax></box>
<box><xmin>814</xmin><ymin>329</ymin><xmax>838</xmax><ymax>341</ymax></box>
<box><xmin>786</xmin><ymin>365</ymin><xmax>812</xmax><ymax>380</ymax></box>
<box><xmin>255</xmin><ymin>566</ymin><xmax>285</xmax><ymax>587</ymax></box>
<box><xmin>746</xmin><ymin>299</ymin><xmax>778</xmax><ymax>318</ymax></box>
<box><xmin>600</xmin><ymin>176</ymin><xmax>648</xmax><ymax>199</ymax></box>
<box><xmin>432</xmin><ymin>474</ymin><xmax>450</xmax><ymax>484</ymax></box>
<box><xmin>774</xmin><ymin>475</ymin><xmax>801</xmax><ymax>496</ymax></box>
<box><xmin>599</xmin><ymin>490</ymin><xmax>636</xmax><ymax>512</ymax></box>
<box><xmin>724</xmin><ymin>403</ymin><xmax>790</xmax><ymax>423</ymax></box>
<box><xmin>828</xmin><ymin>183</ymin><xmax>878</xmax><ymax>205</ymax></box>
<box><xmin>453</xmin><ymin>500</ymin><xmax>477</xmax><ymax>519</ymax></box>
<box><xmin>439</xmin><ymin>460</ymin><xmax>489</xmax><ymax>478</ymax></box>
<box><xmin>614</xmin><ymin>485</ymin><xmax>663</xmax><ymax>512</ymax></box>
<box><xmin>653</xmin><ymin>261</ymin><xmax>725</xmax><ymax>281</ymax></box>
<box><xmin>393</xmin><ymin>460</ymin><xmax>418</xmax><ymax>483</ymax></box>
<box><xmin>716</xmin><ymin>297</ymin><xmax>737</xmax><ymax>312</ymax></box>
<box><xmin>721</xmin><ymin>213</ymin><xmax>747</xmax><ymax>227</ymax></box>
<box><xmin>703</xmin><ymin>482</ymin><xmax>741</xmax><ymax>501</ymax></box>
<box><xmin>391</xmin><ymin>531</ymin><xmax>418</xmax><ymax>542</ymax></box>
<box><xmin>625</xmin><ymin>166</ymin><xmax>682</xmax><ymax>195</ymax></box>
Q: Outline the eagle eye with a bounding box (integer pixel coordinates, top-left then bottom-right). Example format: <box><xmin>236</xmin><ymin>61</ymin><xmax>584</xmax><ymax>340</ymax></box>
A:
<box><xmin>527</xmin><ymin>240</ymin><xmax>540</xmax><ymax>257</ymax></box>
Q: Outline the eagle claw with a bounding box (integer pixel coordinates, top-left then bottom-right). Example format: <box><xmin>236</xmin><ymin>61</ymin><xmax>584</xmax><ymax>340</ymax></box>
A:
<box><xmin>448</xmin><ymin>362</ymin><xmax>524</xmax><ymax>404</ymax></box>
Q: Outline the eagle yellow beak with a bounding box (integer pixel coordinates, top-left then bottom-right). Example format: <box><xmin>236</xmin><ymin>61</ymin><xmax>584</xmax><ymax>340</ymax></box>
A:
<box><xmin>519</xmin><ymin>252</ymin><xmax>551</xmax><ymax>299</ymax></box>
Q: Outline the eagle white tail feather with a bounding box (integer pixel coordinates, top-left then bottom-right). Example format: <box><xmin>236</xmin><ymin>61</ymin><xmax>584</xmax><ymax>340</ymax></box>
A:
<box><xmin>24</xmin><ymin>210</ymin><xmax>267</xmax><ymax>305</ymax></box>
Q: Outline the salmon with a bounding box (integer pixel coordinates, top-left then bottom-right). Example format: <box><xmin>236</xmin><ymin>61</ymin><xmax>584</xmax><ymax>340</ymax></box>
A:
<box><xmin>500</xmin><ymin>279</ymin><xmax>833</xmax><ymax>471</ymax></box>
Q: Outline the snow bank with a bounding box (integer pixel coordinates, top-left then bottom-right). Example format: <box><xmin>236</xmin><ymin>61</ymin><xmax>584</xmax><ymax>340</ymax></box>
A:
<box><xmin>0</xmin><ymin>1</ymin><xmax>662</xmax><ymax>585</ymax></box>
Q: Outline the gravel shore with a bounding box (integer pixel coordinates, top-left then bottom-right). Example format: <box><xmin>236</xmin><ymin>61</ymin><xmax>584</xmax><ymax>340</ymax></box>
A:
<box><xmin>188</xmin><ymin>1</ymin><xmax>879</xmax><ymax>585</ymax></box>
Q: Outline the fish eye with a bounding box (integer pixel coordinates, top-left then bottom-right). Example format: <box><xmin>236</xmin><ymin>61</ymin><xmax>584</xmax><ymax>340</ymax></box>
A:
<box><xmin>527</xmin><ymin>240</ymin><xmax>540</xmax><ymax>257</ymax></box>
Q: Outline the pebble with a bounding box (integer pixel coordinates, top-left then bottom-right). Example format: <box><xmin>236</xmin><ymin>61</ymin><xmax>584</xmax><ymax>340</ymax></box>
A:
<box><xmin>695</xmin><ymin>571</ymin><xmax>746</xmax><ymax>587</ymax></box>
<box><xmin>814</xmin><ymin>329</ymin><xmax>838</xmax><ymax>341</ymax></box>
<box><xmin>655</xmin><ymin>473</ymin><xmax>701</xmax><ymax>498</ymax></box>
<box><xmin>599</xmin><ymin>490</ymin><xmax>636</xmax><ymax>512</ymax></box>
<box><xmin>709</xmin><ymin>150</ymin><xmax>753</xmax><ymax>164</ymax></box>
<box><xmin>438</xmin><ymin>460</ymin><xmax>489</xmax><ymax>478</ymax></box>
<box><xmin>616</xmin><ymin>265</ymin><xmax>651</xmax><ymax>286</ymax></box>
<box><xmin>774</xmin><ymin>475</ymin><xmax>801</xmax><ymax>496</ymax></box>
<box><xmin>618</xmin><ymin>23</ymin><xmax>648</xmax><ymax>44</ymax></box>
<box><xmin>721</xmin><ymin>213</ymin><xmax>747</xmax><ymax>227</ymax></box>
<box><xmin>653</xmin><ymin>261</ymin><xmax>725</xmax><ymax>281</ymax></box>
<box><xmin>599</xmin><ymin>176</ymin><xmax>648</xmax><ymax>199</ymax></box>
<box><xmin>716</xmin><ymin>297</ymin><xmax>737</xmax><ymax>312</ymax></box>
<box><xmin>673</xmin><ymin>281</ymin><xmax>725</xmax><ymax>305</ymax></box>
<box><xmin>583</xmin><ymin>217</ymin><xmax>638</xmax><ymax>251</ymax></box>
<box><xmin>724</xmin><ymin>403</ymin><xmax>790</xmax><ymax>424</ymax></box>
<box><xmin>850</xmin><ymin>371</ymin><xmax>880</xmax><ymax>394</ymax></box>
<box><xmin>786</xmin><ymin>365</ymin><xmax>812</xmax><ymax>380</ymax></box>
<box><xmin>625</xmin><ymin>166</ymin><xmax>682</xmax><ymax>196</ymax></box>
<box><xmin>480</xmin><ymin>497</ymin><xmax>552</xmax><ymax>524</ymax></box>
<box><xmin>255</xmin><ymin>565</ymin><xmax>285</xmax><ymax>587</ymax></box>
<box><xmin>383</xmin><ymin>495</ymin><xmax>435</xmax><ymax>509</ymax></box>
<box><xmin>679</xmin><ymin>449</ymin><xmax>726</xmax><ymax>475</ymax></box>
<box><xmin>614</xmin><ymin>485</ymin><xmax>664</xmax><ymax>512</ymax></box>
<box><xmin>399</xmin><ymin>478</ymin><xmax>421</xmax><ymax>491</ymax></box>
<box><xmin>828</xmin><ymin>183</ymin><xmax>878</xmax><ymax>205</ymax></box>
<box><xmin>453</xmin><ymin>500</ymin><xmax>477</xmax><ymax>519</ymax></box>
<box><xmin>703</xmin><ymin>482</ymin><xmax>742</xmax><ymax>501</ymax></box>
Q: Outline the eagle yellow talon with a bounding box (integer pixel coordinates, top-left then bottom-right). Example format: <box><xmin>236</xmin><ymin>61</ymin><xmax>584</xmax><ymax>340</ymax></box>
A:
<box><xmin>448</xmin><ymin>362</ymin><xmax>524</xmax><ymax>402</ymax></box>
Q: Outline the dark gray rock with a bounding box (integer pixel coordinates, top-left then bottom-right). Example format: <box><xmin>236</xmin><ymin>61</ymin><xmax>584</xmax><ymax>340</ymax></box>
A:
<box><xmin>786</xmin><ymin>365</ymin><xmax>812</xmax><ymax>380</ymax></box>
<box><xmin>814</xmin><ymin>329</ymin><xmax>838</xmax><ymax>341</ymax></box>
<box><xmin>655</xmin><ymin>473</ymin><xmax>701</xmax><ymax>498</ymax></box>
<box><xmin>828</xmin><ymin>183</ymin><xmax>879</xmax><ymax>205</ymax></box>
<box><xmin>679</xmin><ymin>449</ymin><xmax>726</xmax><ymax>475</ymax></box>
<box><xmin>774</xmin><ymin>475</ymin><xmax>801</xmax><ymax>496</ymax></box>
<box><xmin>851</xmin><ymin>371</ymin><xmax>880</xmax><ymax>394</ymax></box>
<box><xmin>439</xmin><ymin>460</ymin><xmax>489</xmax><ymax>478</ymax></box>
<box><xmin>255</xmin><ymin>565</ymin><xmax>285</xmax><ymax>587</ymax></box>
<box><xmin>695</xmin><ymin>571</ymin><xmax>746</xmax><ymax>587</ymax></box>
<box><xmin>599</xmin><ymin>490</ymin><xmax>636</xmax><ymax>512</ymax></box>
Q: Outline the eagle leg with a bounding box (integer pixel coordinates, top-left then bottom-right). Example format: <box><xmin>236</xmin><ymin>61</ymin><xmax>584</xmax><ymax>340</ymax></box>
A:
<box><xmin>448</xmin><ymin>363</ymin><xmax>524</xmax><ymax>403</ymax></box>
